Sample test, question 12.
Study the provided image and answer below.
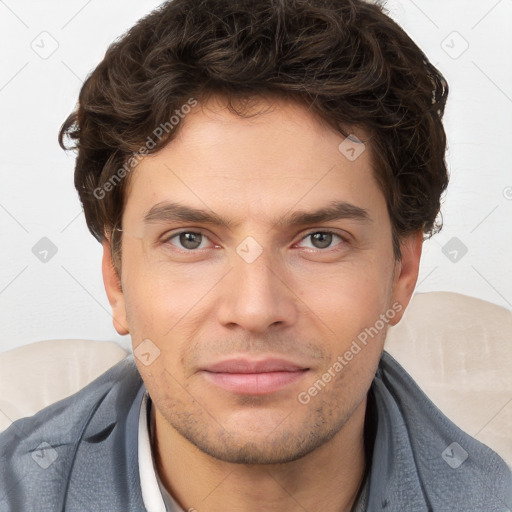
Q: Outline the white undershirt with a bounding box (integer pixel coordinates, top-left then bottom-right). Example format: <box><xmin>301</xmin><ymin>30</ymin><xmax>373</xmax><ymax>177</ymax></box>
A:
<box><xmin>138</xmin><ymin>391</ymin><xmax>185</xmax><ymax>512</ymax></box>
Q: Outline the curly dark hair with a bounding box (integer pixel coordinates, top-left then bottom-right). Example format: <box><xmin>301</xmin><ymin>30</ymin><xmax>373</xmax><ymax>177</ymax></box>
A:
<box><xmin>58</xmin><ymin>0</ymin><xmax>449</xmax><ymax>275</ymax></box>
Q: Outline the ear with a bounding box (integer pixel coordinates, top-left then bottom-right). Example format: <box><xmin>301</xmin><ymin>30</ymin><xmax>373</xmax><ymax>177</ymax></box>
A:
<box><xmin>102</xmin><ymin>239</ymin><xmax>129</xmax><ymax>335</ymax></box>
<box><xmin>388</xmin><ymin>231</ymin><xmax>423</xmax><ymax>326</ymax></box>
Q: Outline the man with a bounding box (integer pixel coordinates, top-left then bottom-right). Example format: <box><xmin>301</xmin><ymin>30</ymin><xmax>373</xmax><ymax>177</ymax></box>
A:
<box><xmin>0</xmin><ymin>0</ymin><xmax>511</xmax><ymax>510</ymax></box>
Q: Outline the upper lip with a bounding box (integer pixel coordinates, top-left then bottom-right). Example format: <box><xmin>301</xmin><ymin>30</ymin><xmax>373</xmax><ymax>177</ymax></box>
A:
<box><xmin>201</xmin><ymin>358</ymin><xmax>309</xmax><ymax>374</ymax></box>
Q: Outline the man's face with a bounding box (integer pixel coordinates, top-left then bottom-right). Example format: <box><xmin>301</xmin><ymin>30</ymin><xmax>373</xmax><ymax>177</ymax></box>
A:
<box><xmin>104</xmin><ymin>95</ymin><xmax>420</xmax><ymax>464</ymax></box>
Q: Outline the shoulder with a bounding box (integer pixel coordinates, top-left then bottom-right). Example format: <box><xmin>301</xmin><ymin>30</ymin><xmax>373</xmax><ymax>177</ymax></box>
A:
<box><xmin>0</xmin><ymin>354</ymin><xmax>141</xmax><ymax>446</ymax></box>
<box><xmin>373</xmin><ymin>351</ymin><xmax>512</xmax><ymax>511</ymax></box>
<box><xmin>0</xmin><ymin>355</ymin><xmax>144</xmax><ymax>511</ymax></box>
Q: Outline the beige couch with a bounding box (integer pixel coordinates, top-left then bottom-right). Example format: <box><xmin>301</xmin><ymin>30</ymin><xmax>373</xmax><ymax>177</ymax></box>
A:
<box><xmin>0</xmin><ymin>291</ymin><xmax>510</xmax><ymax>467</ymax></box>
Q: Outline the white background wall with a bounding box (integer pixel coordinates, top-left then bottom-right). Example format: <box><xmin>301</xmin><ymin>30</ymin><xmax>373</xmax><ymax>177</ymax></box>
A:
<box><xmin>1</xmin><ymin>0</ymin><xmax>511</xmax><ymax>354</ymax></box>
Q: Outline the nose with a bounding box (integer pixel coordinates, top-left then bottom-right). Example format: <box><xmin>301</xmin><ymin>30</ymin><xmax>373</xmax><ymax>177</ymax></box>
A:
<box><xmin>215</xmin><ymin>245</ymin><xmax>299</xmax><ymax>334</ymax></box>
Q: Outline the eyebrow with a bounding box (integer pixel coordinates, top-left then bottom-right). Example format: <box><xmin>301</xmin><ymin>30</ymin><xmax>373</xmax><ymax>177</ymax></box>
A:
<box><xmin>143</xmin><ymin>200</ymin><xmax>372</xmax><ymax>230</ymax></box>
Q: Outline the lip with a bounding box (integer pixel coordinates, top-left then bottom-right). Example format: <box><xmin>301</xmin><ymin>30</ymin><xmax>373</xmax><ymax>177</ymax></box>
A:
<box><xmin>200</xmin><ymin>357</ymin><xmax>310</xmax><ymax>395</ymax></box>
<box><xmin>202</xmin><ymin>357</ymin><xmax>307</xmax><ymax>374</ymax></box>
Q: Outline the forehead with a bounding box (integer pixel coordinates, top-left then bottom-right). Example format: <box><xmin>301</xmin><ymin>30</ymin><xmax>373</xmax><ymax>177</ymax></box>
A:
<box><xmin>122</xmin><ymin>95</ymin><xmax>384</xmax><ymax>228</ymax></box>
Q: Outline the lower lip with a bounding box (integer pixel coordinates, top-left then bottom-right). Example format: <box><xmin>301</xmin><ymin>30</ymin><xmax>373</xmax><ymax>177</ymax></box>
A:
<box><xmin>202</xmin><ymin>370</ymin><xmax>308</xmax><ymax>395</ymax></box>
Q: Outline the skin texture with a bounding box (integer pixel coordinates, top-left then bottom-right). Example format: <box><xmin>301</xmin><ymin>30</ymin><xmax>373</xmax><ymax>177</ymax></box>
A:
<box><xmin>102</xmin><ymin>95</ymin><xmax>422</xmax><ymax>511</ymax></box>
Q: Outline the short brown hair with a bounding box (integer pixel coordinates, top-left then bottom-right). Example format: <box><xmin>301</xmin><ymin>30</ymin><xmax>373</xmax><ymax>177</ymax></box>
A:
<box><xmin>58</xmin><ymin>0</ymin><xmax>449</xmax><ymax>274</ymax></box>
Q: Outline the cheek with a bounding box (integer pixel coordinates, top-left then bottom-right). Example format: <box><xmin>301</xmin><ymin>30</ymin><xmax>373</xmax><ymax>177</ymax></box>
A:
<box><xmin>295</xmin><ymin>260</ymin><xmax>392</xmax><ymax>369</ymax></box>
<box><xmin>298</xmin><ymin>256</ymin><xmax>391</xmax><ymax>318</ymax></box>
<box><xmin>121</xmin><ymin>238</ymin><xmax>199</xmax><ymax>329</ymax></box>
<box><xmin>134</xmin><ymin>359</ymin><xmax>182</xmax><ymax>412</ymax></box>
<box><xmin>122</xmin><ymin>258</ymin><xmax>209</xmax><ymax>379</ymax></box>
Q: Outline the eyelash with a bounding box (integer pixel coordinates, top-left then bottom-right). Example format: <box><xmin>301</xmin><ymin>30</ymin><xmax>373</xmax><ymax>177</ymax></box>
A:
<box><xmin>161</xmin><ymin>229</ymin><xmax>349</xmax><ymax>253</ymax></box>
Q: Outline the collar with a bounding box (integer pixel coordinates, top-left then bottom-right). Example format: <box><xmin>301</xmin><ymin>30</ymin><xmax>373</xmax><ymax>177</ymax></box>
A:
<box><xmin>138</xmin><ymin>391</ymin><xmax>185</xmax><ymax>512</ymax></box>
<box><xmin>135</xmin><ymin>352</ymin><xmax>512</xmax><ymax>511</ymax></box>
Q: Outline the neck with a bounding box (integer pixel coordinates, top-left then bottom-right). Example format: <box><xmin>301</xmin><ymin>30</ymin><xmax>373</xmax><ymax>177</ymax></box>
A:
<box><xmin>152</xmin><ymin>397</ymin><xmax>368</xmax><ymax>512</ymax></box>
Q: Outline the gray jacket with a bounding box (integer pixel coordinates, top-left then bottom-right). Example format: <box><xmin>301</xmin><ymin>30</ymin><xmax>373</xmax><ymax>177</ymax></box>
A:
<box><xmin>0</xmin><ymin>351</ymin><xmax>510</xmax><ymax>511</ymax></box>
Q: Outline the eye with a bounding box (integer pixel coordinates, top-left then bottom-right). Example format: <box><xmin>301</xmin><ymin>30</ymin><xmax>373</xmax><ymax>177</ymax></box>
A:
<box><xmin>296</xmin><ymin>231</ymin><xmax>346</xmax><ymax>250</ymax></box>
<box><xmin>163</xmin><ymin>231</ymin><xmax>213</xmax><ymax>251</ymax></box>
<box><xmin>161</xmin><ymin>229</ymin><xmax>347</xmax><ymax>253</ymax></box>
